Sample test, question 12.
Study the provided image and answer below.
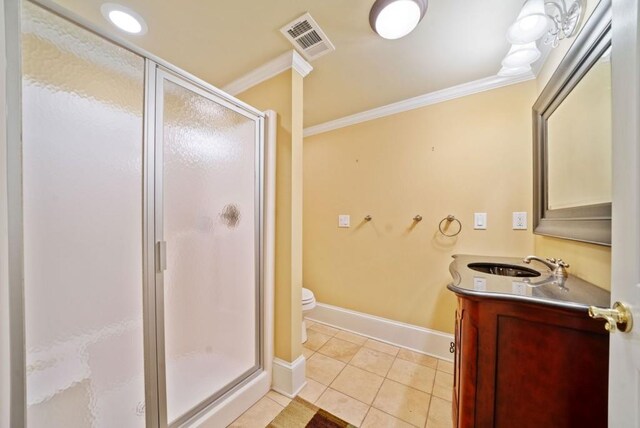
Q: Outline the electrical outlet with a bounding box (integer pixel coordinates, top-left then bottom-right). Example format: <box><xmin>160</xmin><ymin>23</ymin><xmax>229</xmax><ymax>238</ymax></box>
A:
<box><xmin>473</xmin><ymin>277</ymin><xmax>487</xmax><ymax>291</ymax></box>
<box><xmin>512</xmin><ymin>212</ymin><xmax>527</xmax><ymax>230</ymax></box>
<box><xmin>338</xmin><ymin>215</ymin><xmax>350</xmax><ymax>228</ymax></box>
<box><xmin>512</xmin><ymin>281</ymin><xmax>528</xmax><ymax>296</ymax></box>
<box><xmin>474</xmin><ymin>213</ymin><xmax>487</xmax><ymax>230</ymax></box>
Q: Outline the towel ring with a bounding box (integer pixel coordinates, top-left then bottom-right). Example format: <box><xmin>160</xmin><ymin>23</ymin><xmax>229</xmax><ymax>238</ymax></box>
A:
<box><xmin>439</xmin><ymin>215</ymin><xmax>462</xmax><ymax>237</ymax></box>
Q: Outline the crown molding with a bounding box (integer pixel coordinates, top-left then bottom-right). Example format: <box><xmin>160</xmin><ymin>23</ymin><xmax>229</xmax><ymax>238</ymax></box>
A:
<box><xmin>303</xmin><ymin>71</ymin><xmax>536</xmax><ymax>138</ymax></box>
<box><xmin>223</xmin><ymin>50</ymin><xmax>313</xmax><ymax>96</ymax></box>
<box><xmin>291</xmin><ymin>51</ymin><xmax>314</xmax><ymax>77</ymax></box>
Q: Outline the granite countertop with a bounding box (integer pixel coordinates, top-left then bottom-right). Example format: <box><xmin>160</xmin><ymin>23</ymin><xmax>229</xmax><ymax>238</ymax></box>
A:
<box><xmin>447</xmin><ymin>254</ymin><xmax>611</xmax><ymax>312</ymax></box>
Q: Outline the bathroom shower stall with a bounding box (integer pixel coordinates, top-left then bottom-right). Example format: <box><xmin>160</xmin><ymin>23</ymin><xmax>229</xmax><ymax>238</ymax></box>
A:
<box><xmin>20</xmin><ymin>1</ymin><xmax>273</xmax><ymax>426</ymax></box>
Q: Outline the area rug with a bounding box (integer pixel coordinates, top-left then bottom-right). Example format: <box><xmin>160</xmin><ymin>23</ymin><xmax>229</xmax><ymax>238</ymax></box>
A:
<box><xmin>268</xmin><ymin>396</ymin><xmax>356</xmax><ymax>428</ymax></box>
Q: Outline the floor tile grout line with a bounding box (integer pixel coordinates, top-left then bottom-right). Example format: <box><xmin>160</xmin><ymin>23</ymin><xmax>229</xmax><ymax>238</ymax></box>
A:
<box><xmin>307</xmin><ymin>324</ymin><xmax>340</xmax><ymax>338</ymax></box>
<box><xmin>308</xmin><ymin>328</ymin><xmax>447</xmax><ymax>395</ymax></box>
<box><xmin>429</xmin><ymin>362</ymin><xmax>437</xmax><ymax>399</ymax></box>
<box><xmin>314</xmin><ymin>338</ymin><xmax>378</xmax><ymax>424</ymax></box>
<box><xmin>329</xmin><ymin>362</ymin><xmax>384</xmax><ymax>407</ymax></box>
<box><xmin>263</xmin><ymin>394</ymin><xmax>286</xmax><ymax>409</ymax></box>
<box><xmin>316</xmin><ymin>385</ymin><xmax>370</xmax><ymax>426</ymax></box>
<box><xmin>367</xmin><ymin>357</ymin><xmax>390</xmax><ymax>418</ymax></box>
<box><xmin>244</xmin><ymin>327</ymin><xmax>451</xmax><ymax>427</ymax></box>
<box><xmin>370</xmin><ymin>405</ymin><xmax>423</xmax><ymax>428</ymax></box>
<box><xmin>315</xmin><ymin>337</ymin><xmax>362</xmax><ymax>365</ymax></box>
<box><xmin>381</xmin><ymin>354</ymin><xmax>396</xmax><ymax>378</ymax></box>
<box><xmin>360</xmin><ymin>406</ymin><xmax>373</xmax><ymax>427</ymax></box>
<box><xmin>308</xmin><ymin>319</ymin><xmax>449</xmax><ymax>363</ymax></box>
<box><xmin>424</xmin><ymin>392</ymin><xmax>437</xmax><ymax>428</ymax></box>
<box><xmin>373</xmin><ymin>355</ymin><xmax>430</xmax><ymax>428</ymax></box>
<box><xmin>395</xmin><ymin>352</ymin><xmax>439</xmax><ymax>370</ymax></box>
<box><xmin>380</xmin><ymin>376</ymin><xmax>436</xmax><ymax>400</ymax></box>
<box><xmin>302</xmin><ymin>326</ymin><xmax>452</xmax><ymax>427</ymax></box>
<box><xmin>386</xmin><ymin>358</ymin><xmax>438</xmax><ymax>396</ymax></box>
<box><xmin>349</xmin><ymin>346</ymin><xmax>395</xmax><ymax>378</ymax></box>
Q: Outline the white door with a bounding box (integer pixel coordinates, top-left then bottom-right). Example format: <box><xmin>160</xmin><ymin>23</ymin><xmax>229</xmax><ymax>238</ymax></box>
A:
<box><xmin>609</xmin><ymin>0</ymin><xmax>640</xmax><ymax>425</ymax></box>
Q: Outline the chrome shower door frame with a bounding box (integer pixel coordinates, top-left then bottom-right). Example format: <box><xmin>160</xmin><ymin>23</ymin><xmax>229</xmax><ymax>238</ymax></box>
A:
<box><xmin>151</xmin><ymin>66</ymin><xmax>265</xmax><ymax>428</ymax></box>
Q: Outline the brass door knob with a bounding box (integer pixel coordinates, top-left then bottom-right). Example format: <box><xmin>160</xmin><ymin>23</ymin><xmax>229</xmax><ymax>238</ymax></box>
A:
<box><xmin>588</xmin><ymin>301</ymin><xmax>633</xmax><ymax>333</ymax></box>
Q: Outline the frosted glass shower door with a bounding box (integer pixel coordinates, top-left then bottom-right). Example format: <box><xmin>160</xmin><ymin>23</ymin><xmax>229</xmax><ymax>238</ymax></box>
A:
<box><xmin>22</xmin><ymin>2</ymin><xmax>146</xmax><ymax>427</ymax></box>
<box><xmin>156</xmin><ymin>71</ymin><xmax>262</xmax><ymax>424</ymax></box>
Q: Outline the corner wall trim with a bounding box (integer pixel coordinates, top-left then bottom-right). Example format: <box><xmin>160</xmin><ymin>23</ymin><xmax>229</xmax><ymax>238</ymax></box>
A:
<box><xmin>306</xmin><ymin>303</ymin><xmax>454</xmax><ymax>361</ymax></box>
<box><xmin>223</xmin><ymin>50</ymin><xmax>313</xmax><ymax>96</ymax></box>
<box><xmin>271</xmin><ymin>355</ymin><xmax>306</xmax><ymax>398</ymax></box>
<box><xmin>302</xmin><ymin>71</ymin><xmax>535</xmax><ymax>137</ymax></box>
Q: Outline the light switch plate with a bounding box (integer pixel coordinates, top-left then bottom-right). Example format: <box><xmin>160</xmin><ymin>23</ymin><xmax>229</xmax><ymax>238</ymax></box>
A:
<box><xmin>338</xmin><ymin>215</ymin><xmax>350</xmax><ymax>228</ymax></box>
<box><xmin>474</xmin><ymin>212</ymin><xmax>487</xmax><ymax>230</ymax></box>
<box><xmin>513</xmin><ymin>212</ymin><xmax>527</xmax><ymax>230</ymax></box>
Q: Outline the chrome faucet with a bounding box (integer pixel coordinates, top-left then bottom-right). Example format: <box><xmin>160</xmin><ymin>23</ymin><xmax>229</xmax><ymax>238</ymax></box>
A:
<box><xmin>522</xmin><ymin>255</ymin><xmax>570</xmax><ymax>278</ymax></box>
<box><xmin>522</xmin><ymin>276</ymin><xmax>569</xmax><ymax>291</ymax></box>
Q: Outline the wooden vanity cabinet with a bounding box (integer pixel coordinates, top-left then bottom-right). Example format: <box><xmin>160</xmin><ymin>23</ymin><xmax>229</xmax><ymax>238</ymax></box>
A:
<box><xmin>451</xmin><ymin>294</ymin><xmax>609</xmax><ymax>428</ymax></box>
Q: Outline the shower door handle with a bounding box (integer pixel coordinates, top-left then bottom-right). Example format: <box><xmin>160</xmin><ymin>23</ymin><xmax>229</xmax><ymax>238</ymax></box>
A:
<box><xmin>156</xmin><ymin>241</ymin><xmax>167</xmax><ymax>272</ymax></box>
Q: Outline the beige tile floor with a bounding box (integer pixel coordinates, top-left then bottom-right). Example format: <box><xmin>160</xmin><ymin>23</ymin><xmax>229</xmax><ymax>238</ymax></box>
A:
<box><xmin>229</xmin><ymin>320</ymin><xmax>454</xmax><ymax>428</ymax></box>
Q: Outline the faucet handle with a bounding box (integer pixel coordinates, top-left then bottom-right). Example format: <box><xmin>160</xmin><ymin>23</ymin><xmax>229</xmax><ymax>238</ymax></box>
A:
<box><xmin>545</xmin><ymin>257</ymin><xmax>570</xmax><ymax>268</ymax></box>
<box><xmin>553</xmin><ymin>258</ymin><xmax>570</xmax><ymax>278</ymax></box>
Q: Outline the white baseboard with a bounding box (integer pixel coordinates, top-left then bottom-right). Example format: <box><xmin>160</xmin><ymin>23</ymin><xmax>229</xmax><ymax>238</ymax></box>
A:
<box><xmin>271</xmin><ymin>355</ymin><xmax>306</xmax><ymax>398</ymax></box>
<box><xmin>307</xmin><ymin>303</ymin><xmax>454</xmax><ymax>362</ymax></box>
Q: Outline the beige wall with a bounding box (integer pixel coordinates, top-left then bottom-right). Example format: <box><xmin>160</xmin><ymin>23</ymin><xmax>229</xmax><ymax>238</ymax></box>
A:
<box><xmin>534</xmin><ymin>0</ymin><xmax>612</xmax><ymax>290</ymax></box>
<box><xmin>534</xmin><ymin>235</ymin><xmax>611</xmax><ymax>290</ymax></box>
<box><xmin>303</xmin><ymin>81</ymin><xmax>537</xmax><ymax>334</ymax></box>
<box><xmin>239</xmin><ymin>70</ymin><xmax>304</xmax><ymax>362</ymax></box>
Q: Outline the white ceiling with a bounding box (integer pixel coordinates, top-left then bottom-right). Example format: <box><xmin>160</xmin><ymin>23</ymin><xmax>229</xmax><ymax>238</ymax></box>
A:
<box><xmin>51</xmin><ymin>0</ymin><xmax>523</xmax><ymax>127</ymax></box>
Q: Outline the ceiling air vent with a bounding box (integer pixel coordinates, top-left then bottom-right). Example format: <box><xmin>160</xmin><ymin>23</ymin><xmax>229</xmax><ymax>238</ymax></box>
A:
<box><xmin>280</xmin><ymin>13</ymin><xmax>335</xmax><ymax>61</ymax></box>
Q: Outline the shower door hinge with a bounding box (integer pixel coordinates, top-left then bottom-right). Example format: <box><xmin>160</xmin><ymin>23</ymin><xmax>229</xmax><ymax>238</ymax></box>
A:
<box><xmin>156</xmin><ymin>241</ymin><xmax>167</xmax><ymax>272</ymax></box>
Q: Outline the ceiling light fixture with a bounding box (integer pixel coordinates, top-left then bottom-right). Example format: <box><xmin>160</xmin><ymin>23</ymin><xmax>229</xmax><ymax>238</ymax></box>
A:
<box><xmin>498</xmin><ymin>0</ymin><xmax>583</xmax><ymax>77</ymax></box>
<box><xmin>101</xmin><ymin>3</ymin><xmax>147</xmax><ymax>35</ymax></box>
<box><xmin>369</xmin><ymin>0</ymin><xmax>428</xmax><ymax>40</ymax></box>
<box><xmin>498</xmin><ymin>65</ymin><xmax>532</xmax><ymax>77</ymax></box>
<box><xmin>502</xmin><ymin>42</ymin><xmax>541</xmax><ymax>68</ymax></box>
<box><xmin>508</xmin><ymin>0</ymin><xmax>583</xmax><ymax>47</ymax></box>
<box><xmin>507</xmin><ymin>0</ymin><xmax>550</xmax><ymax>44</ymax></box>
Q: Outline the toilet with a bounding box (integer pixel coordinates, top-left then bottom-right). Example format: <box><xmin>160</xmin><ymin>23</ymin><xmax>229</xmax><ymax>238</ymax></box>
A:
<box><xmin>301</xmin><ymin>287</ymin><xmax>317</xmax><ymax>343</ymax></box>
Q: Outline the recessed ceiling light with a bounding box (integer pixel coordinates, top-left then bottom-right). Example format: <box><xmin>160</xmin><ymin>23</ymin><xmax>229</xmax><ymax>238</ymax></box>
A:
<box><xmin>101</xmin><ymin>3</ymin><xmax>147</xmax><ymax>35</ymax></box>
<box><xmin>369</xmin><ymin>0</ymin><xmax>428</xmax><ymax>40</ymax></box>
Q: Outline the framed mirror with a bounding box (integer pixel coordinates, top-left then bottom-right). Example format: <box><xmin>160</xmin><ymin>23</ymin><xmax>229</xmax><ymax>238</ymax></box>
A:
<box><xmin>533</xmin><ymin>0</ymin><xmax>612</xmax><ymax>246</ymax></box>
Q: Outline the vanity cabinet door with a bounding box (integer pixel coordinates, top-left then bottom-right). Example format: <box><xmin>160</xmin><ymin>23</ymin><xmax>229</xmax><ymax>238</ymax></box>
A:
<box><xmin>453</xmin><ymin>293</ymin><xmax>608</xmax><ymax>428</ymax></box>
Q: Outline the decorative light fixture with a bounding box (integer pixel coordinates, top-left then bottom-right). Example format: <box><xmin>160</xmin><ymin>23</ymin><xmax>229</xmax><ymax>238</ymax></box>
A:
<box><xmin>499</xmin><ymin>0</ymin><xmax>583</xmax><ymax>77</ymax></box>
<box><xmin>498</xmin><ymin>65</ymin><xmax>532</xmax><ymax>77</ymax></box>
<box><xmin>502</xmin><ymin>42</ymin><xmax>541</xmax><ymax>68</ymax></box>
<box><xmin>101</xmin><ymin>3</ymin><xmax>147</xmax><ymax>35</ymax></box>
<box><xmin>369</xmin><ymin>0</ymin><xmax>428</xmax><ymax>40</ymax></box>
<box><xmin>507</xmin><ymin>0</ymin><xmax>550</xmax><ymax>44</ymax></box>
<box><xmin>543</xmin><ymin>0</ymin><xmax>584</xmax><ymax>47</ymax></box>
